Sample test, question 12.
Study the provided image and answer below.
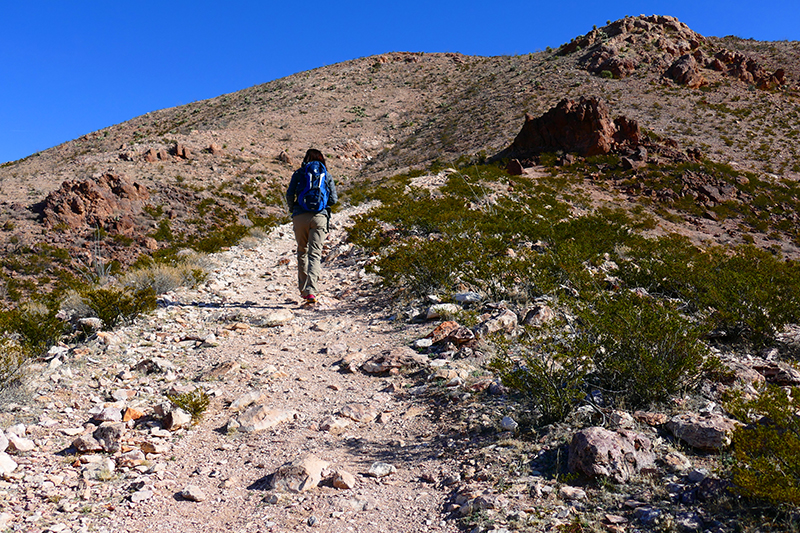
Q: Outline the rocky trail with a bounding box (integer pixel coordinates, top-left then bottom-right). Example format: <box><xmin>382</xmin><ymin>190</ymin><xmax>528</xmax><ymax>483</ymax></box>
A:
<box><xmin>0</xmin><ymin>205</ymin><xmax>483</xmax><ymax>533</ymax></box>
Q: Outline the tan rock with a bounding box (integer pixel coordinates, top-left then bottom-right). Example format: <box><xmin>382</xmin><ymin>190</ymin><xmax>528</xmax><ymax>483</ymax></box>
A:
<box><xmin>568</xmin><ymin>427</ymin><xmax>656</xmax><ymax>483</ymax></box>
<box><xmin>123</xmin><ymin>407</ymin><xmax>145</xmax><ymax>422</ymax></box>
<box><xmin>319</xmin><ymin>416</ymin><xmax>351</xmax><ymax>435</ymax></box>
<box><xmin>666</xmin><ymin>413</ymin><xmax>740</xmax><ymax>451</ymax></box>
<box><xmin>340</xmin><ymin>403</ymin><xmax>378</xmax><ymax>424</ymax></box>
<box><xmin>237</xmin><ymin>405</ymin><xmax>296</xmax><ymax>432</ymax></box>
<box><xmin>333</xmin><ymin>470</ymin><xmax>357</xmax><ymax>489</ymax></box>
<box><xmin>271</xmin><ymin>454</ymin><xmax>330</xmax><ymax>492</ymax></box>
<box><xmin>0</xmin><ymin>452</ymin><xmax>17</xmax><ymax>475</ymax></box>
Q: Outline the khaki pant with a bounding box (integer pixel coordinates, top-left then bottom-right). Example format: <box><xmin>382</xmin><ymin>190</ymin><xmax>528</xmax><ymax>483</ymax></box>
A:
<box><xmin>292</xmin><ymin>211</ymin><xmax>328</xmax><ymax>297</ymax></box>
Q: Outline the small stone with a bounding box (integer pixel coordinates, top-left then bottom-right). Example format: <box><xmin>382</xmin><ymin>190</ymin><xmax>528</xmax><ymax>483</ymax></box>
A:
<box><xmin>332</xmin><ymin>470</ymin><xmax>357</xmax><ymax>489</ymax></box>
<box><xmin>340</xmin><ymin>403</ymin><xmax>378</xmax><ymax>424</ymax></box>
<box><xmin>163</xmin><ymin>408</ymin><xmax>192</xmax><ymax>431</ymax></box>
<box><xmin>319</xmin><ymin>416</ymin><xmax>351</xmax><ymax>435</ymax></box>
<box><xmin>130</xmin><ymin>489</ymin><xmax>154</xmax><ymax>503</ymax></box>
<box><xmin>413</xmin><ymin>338</ymin><xmax>433</xmax><ymax>349</ymax></box>
<box><xmin>688</xmin><ymin>468</ymin><xmax>709</xmax><ymax>483</ymax></box>
<box><xmin>123</xmin><ymin>407</ymin><xmax>145</xmax><ymax>422</ymax></box>
<box><xmin>237</xmin><ymin>405</ymin><xmax>296</xmax><ymax>432</ymax></box>
<box><xmin>367</xmin><ymin>462</ymin><xmax>396</xmax><ymax>478</ymax></box>
<box><xmin>454</xmin><ymin>292</ymin><xmax>482</xmax><ymax>304</ymax></box>
<box><xmin>559</xmin><ymin>486</ymin><xmax>587</xmax><ymax>500</ymax></box>
<box><xmin>230</xmin><ymin>390</ymin><xmax>266</xmax><ymax>411</ymax></box>
<box><xmin>0</xmin><ymin>452</ymin><xmax>18</xmax><ymax>475</ymax></box>
<box><xmin>111</xmin><ymin>389</ymin><xmax>137</xmax><ymax>402</ymax></box>
<box><xmin>118</xmin><ymin>449</ymin><xmax>146</xmax><ymax>468</ymax></box>
<box><xmin>271</xmin><ymin>455</ymin><xmax>330</xmax><ymax>492</ymax></box>
<box><xmin>180</xmin><ymin>485</ymin><xmax>207</xmax><ymax>502</ymax></box>
<box><xmin>140</xmin><ymin>440</ymin><xmax>170</xmax><ymax>454</ymax></box>
<box><xmin>7</xmin><ymin>435</ymin><xmax>35</xmax><ymax>453</ymax></box>
<box><xmin>500</xmin><ymin>416</ymin><xmax>518</xmax><ymax>431</ymax></box>
<box><xmin>92</xmin><ymin>406</ymin><xmax>123</xmax><ymax>423</ymax></box>
<box><xmin>261</xmin><ymin>309</ymin><xmax>294</xmax><ymax>327</ymax></box>
<box><xmin>72</xmin><ymin>434</ymin><xmax>103</xmax><ymax>453</ymax></box>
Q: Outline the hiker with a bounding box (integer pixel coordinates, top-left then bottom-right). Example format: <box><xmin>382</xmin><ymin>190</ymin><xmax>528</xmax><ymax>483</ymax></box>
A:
<box><xmin>285</xmin><ymin>148</ymin><xmax>338</xmax><ymax>304</ymax></box>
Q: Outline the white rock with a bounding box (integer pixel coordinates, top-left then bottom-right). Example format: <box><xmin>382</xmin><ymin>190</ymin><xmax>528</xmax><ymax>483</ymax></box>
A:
<box><xmin>230</xmin><ymin>390</ymin><xmax>266</xmax><ymax>411</ymax></box>
<box><xmin>180</xmin><ymin>485</ymin><xmax>207</xmax><ymax>502</ymax></box>
<box><xmin>367</xmin><ymin>462</ymin><xmax>396</xmax><ymax>478</ymax></box>
<box><xmin>0</xmin><ymin>452</ymin><xmax>18</xmax><ymax>475</ymax></box>
<box><xmin>7</xmin><ymin>435</ymin><xmax>35</xmax><ymax>453</ymax></box>
<box><xmin>237</xmin><ymin>405</ymin><xmax>296</xmax><ymax>432</ymax></box>
<box><xmin>6</xmin><ymin>424</ymin><xmax>26</xmax><ymax>438</ymax></box>
<box><xmin>500</xmin><ymin>416</ymin><xmax>518</xmax><ymax>431</ymax></box>
<box><xmin>131</xmin><ymin>489</ymin><xmax>154</xmax><ymax>503</ymax></box>
<box><xmin>261</xmin><ymin>309</ymin><xmax>294</xmax><ymax>327</ymax></box>
<box><xmin>0</xmin><ymin>430</ymin><xmax>7</xmax><ymax>453</ymax></box>
<box><xmin>454</xmin><ymin>292</ymin><xmax>482</xmax><ymax>304</ymax></box>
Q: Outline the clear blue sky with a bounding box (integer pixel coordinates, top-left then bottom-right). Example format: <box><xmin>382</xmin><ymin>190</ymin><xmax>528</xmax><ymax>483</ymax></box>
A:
<box><xmin>2</xmin><ymin>1</ymin><xmax>797</xmax><ymax>164</ymax></box>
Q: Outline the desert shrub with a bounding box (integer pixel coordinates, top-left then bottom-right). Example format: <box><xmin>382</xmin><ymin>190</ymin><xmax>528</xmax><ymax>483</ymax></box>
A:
<box><xmin>621</xmin><ymin>239</ymin><xmax>800</xmax><ymax>347</ymax></box>
<box><xmin>374</xmin><ymin>237</ymin><xmax>478</xmax><ymax>297</ymax></box>
<box><xmin>725</xmin><ymin>384</ymin><xmax>800</xmax><ymax>507</ymax></box>
<box><xmin>0</xmin><ymin>336</ymin><xmax>27</xmax><ymax>389</ymax></box>
<box><xmin>0</xmin><ymin>303</ymin><xmax>67</xmax><ymax>359</ymax></box>
<box><xmin>581</xmin><ymin>290</ymin><xmax>710</xmax><ymax>408</ymax></box>
<box><xmin>491</xmin><ymin>321</ymin><xmax>591</xmax><ymax>425</ymax></box>
<box><xmin>82</xmin><ymin>287</ymin><xmax>157</xmax><ymax>330</ymax></box>
<box><xmin>121</xmin><ymin>263</ymin><xmax>205</xmax><ymax>295</ymax></box>
<box><xmin>167</xmin><ymin>387</ymin><xmax>210</xmax><ymax>424</ymax></box>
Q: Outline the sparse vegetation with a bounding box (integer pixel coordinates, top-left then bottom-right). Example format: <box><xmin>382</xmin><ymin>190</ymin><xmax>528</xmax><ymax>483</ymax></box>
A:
<box><xmin>167</xmin><ymin>387</ymin><xmax>211</xmax><ymax>424</ymax></box>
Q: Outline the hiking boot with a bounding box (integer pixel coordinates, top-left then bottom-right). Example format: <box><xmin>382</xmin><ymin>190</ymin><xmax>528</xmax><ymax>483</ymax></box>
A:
<box><xmin>303</xmin><ymin>294</ymin><xmax>317</xmax><ymax>304</ymax></box>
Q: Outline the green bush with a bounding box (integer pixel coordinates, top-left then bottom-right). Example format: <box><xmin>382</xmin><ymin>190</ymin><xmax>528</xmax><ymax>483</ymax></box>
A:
<box><xmin>167</xmin><ymin>387</ymin><xmax>210</xmax><ymax>424</ymax></box>
<box><xmin>725</xmin><ymin>384</ymin><xmax>800</xmax><ymax>506</ymax></box>
<box><xmin>581</xmin><ymin>291</ymin><xmax>710</xmax><ymax>408</ymax></box>
<box><xmin>0</xmin><ymin>303</ymin><xmax>67</xmax><ymax>359</ymax></box>
<box><xmin>0</xmin><ymin>337</ymin><xmax>27</xmax><ymax>389</ymax></box>
<box><xmin>491</xmin><ymin>321</ymin><xmax>590</xmax><ymax>425</ymax></box>
<box><xmin>0</xmin><ymin>304</ymin><xmax>67</xmax><ymax>389</ymax></box>
<box><xmin>621</xmin><ymin>239</ymin><xmax>800</xmax><ymax>347</ymax></box>
<box><xmin>121</xmin><ymin>263</ymin><xmax>206</xmax><ymax>295</ymax></box>
<box><xmin>83</xmin><ymin>287</ymin><xmax>157</xmax><ymax>330</ymax></box>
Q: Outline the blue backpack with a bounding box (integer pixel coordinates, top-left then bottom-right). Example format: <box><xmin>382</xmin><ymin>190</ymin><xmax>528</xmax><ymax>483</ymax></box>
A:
<box><xmin>297</xmin><ymin>161</ymin><xmax>329</xmax><ymax>213</ymax></box>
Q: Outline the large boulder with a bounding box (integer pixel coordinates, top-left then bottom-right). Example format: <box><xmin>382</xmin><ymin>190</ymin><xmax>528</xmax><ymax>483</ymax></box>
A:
<box><xmin>498</xmin><ymin>97</ymin><xmax>640</xmax><ymax>160</ymax></box>
<box><xmin>666</xmin><ymin>413</ymin><xmax>740</xmax><ymax>451</ymax></box>
<box><xmin>666</xmin><ymin>54</ymin><xmax>708</xmax><ymax>89</ymax></box>
<box><xmin>41</xmin><ymin>172</ymin><xmax>149</xmax><ymax>233</ymax></box>
<box><xmin>568</xmin><ymin>427</ymin><xmax>656</xmax><ymax>483</ymax></box>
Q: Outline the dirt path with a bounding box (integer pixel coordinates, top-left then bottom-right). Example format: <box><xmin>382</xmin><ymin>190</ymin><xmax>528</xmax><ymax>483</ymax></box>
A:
<box><xmin>0</xmin><ymin>206</ymin><xmax>468</xmax><ymax>533</ymax></box>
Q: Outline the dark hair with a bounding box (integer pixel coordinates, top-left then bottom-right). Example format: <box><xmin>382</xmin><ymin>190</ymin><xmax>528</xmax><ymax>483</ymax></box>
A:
<box><xmin>302</xmin><ymin>148</ymin><xmax>326</xmax><ymax>167</ymax></box>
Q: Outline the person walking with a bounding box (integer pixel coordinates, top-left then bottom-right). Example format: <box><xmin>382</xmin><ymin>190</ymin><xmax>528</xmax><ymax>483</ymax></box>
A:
<box><xmin>285</xmin><ymin>148</ymin><xmax>337</xmax><ymax>304</ymax></box>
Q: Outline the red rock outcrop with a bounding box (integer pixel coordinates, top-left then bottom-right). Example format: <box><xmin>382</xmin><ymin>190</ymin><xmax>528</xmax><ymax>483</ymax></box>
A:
<box><xmin>666</xmin><ymin>54</ymin><xmax>708</xmax><ymax>89</ymax></box>
<box><xmin>42</xmin><ymin>173</ymin><xmax>150</xmax><ymax>234</ymax></box>
<box><xmin>501</xmin><ymin>97</ymin><xmax>640</xmax><ymax>159</ymax></box>
<box><xmin>560</xmin><ymin>15</ymin><xmax>787</xmax><ymax>90</ymax></box>
<box><xmin>713</xmin><ymin>50</ymin><xmax>786</xmax><ymax>89</ymax></box>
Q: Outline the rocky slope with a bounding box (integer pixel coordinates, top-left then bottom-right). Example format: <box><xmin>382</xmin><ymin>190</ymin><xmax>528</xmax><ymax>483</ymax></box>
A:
<box><xmin>1</xmin><ymin>15</ymin><xmax>799</xmax><ymax>292</ymax></box>
<box><xmin>1</xmin><ymin>14</ymin><xmax>800</xmax><ymax>533</ymax></box>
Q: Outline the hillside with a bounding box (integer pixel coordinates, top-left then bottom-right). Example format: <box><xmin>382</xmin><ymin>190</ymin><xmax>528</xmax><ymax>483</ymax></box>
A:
<box><xmin>1</xmin><ymin>14</ymin><xmax>800</xmax><ymax>532</ymax></box>
<box><xmin>1</xmin><ymin>16</ymin><xmax>800</xmax><ymax>296</ymax></box>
